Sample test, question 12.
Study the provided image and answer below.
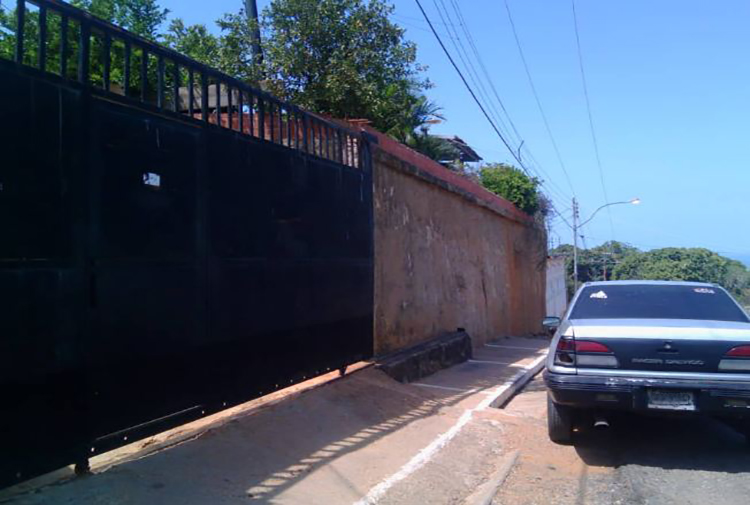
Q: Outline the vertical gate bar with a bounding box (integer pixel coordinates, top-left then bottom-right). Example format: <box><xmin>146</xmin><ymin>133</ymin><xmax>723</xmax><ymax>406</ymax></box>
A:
<box><xmin>227</xmin><ymin>86</ymin><xmax>233</xmax><ymax>130</ymax></box>
<box><xmin>78</xmin><ymin>22</ymin><xmax>90</xmax><ymax>84</ymax></box>
<box><xmin>269</xmin><ymin>102</ymin><xmax>275</xmax><ymax>143</ymax></box>
<box><xmin>103</xmin><ymin>33</ymin><xmax>111</xmax><ymax>91</ymax></box>
<box><xmin>321</xmin><ymin>123</ymin><xmax>326</xmax><ymax>158</ymax></box>
<box><xmin>172</xmin><ymin>62</ymin><xmax>180</xmax><ymax>112</ymax></box>
<box><xmin>303</xmin><ymin>114</ymin><xmax>309</xmax><ymax>153</ymax></box>
<box><xmin>309</xmin><ymin>120</ymin><xmax>314</xmax><ymax>156</ymax></box>
<box><xmin>238</xmin><ymin>91</ymin><xmax>244</xmax><ymax>133</ymax></box>
<box><xmin>287</xmin><ymin>108</ymin><xmax>292</xmax><ymax>147</ymax></box>
<box><xmin>309</xmin><ymin>118</ymin><xmax>314</xmax><ymax>154</ymax></box>
<box><xmin>322</xmin><ymin>124</ymin><xmax>327</xmax><ymax>159</ymax></box>
<box><xmin>278</xmin><ymin>103</ymin><xmax>284</xmax><ymax>145</ymax></box>
<box><xmin>215</xmin><ymin>79</ymin><xmax>221</xmax><ymax>126</ymax></box>
<box><xmin>338</xmin><ymin>130</ymin><xmax>343</xmax><ymax>164</ymax></box>
<box><xmin>157</xmin><ymin>54</ymin><xmax>164</xmax><ymax>109</ymax></box>
<box><xmin>294</xmin><ymin>109</ymin><xmax>300</xmax><ymax>150</ymax></box>
<box><xmin>14</xmin><ymin>0</ymin><xmax>25</xmax><ymax>64</ymax></box>
<box><xmin>140</xmin><ymin>48</ymin><xmax>147</xmax><ymax>102</ymax></box>
<box><xmin>313</xmin><ymin>119</ymin><xmax>323</xmax><ymax>158</ymax></box>
<box><xmin>38</xmin><ymin>5</ymin><xmax>47</xmax><ymax>71</ymax></box>
<box><xmin>123</xmin><ymin>40</ymin><xmax>130</xmax><ymax>97</ymax></box>
<box><xmin>249</xmin><ymin>94</ymin><xmax>255</xmax><ymax>137</ymax></box>
<box><xmin>315</xmin><ymin>121</ymin><xmax>321</xmax><ymax>156</ymax></box>
<box><xmin>188</xmin><ymin>67</ymin><xmax>194</xmax><ymax>116</ymax></box>
<box><xmin>326</xmin><ymin>126</ymin><xmax>331</xmax><ymax>160</ymax></box>
<box><xmin>316</xmin><ymin>122</ymin><xmax>322</xmax><ymax>157</ymax></box>
<box><xmin>60</xmin><ymin>14</ymin><xmax>68</xmax><ymax>77</ymax></box>
<box><xmin>258</xmin><ymin>98</ymin><xmax>265</xmax><ymax>140</ymax></box>
<box><xmin>201</xmin><ymin>72</ymin><xmax>208</xmax><ymax>122</ymax></box>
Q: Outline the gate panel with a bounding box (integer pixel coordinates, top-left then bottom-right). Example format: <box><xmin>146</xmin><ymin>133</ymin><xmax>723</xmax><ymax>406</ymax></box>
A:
<box><xmin>0</xmin><ymin>0</ymin><xmax>373</xmax><ymax>487</ymax></box>
<box><xmin>0</xmin><ymin>56</ymin><xmax>372</xmax><ymax>491</ymax></box>
<box><xmin>0</xmin><ymin>69</ymin><xmax>89</xmax><ymax>486</ymax></box>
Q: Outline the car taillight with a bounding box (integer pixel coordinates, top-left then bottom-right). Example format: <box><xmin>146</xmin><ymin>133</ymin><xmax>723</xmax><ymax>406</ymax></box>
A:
<box><xmin>726</xmin><ymin>346</ymin><xmax>750</xmax><ymax>357</ymax></box>
<box><xmin>574</xmin><ymin>341</ymin><xmax>612</xmax><ymax>353</ymax></box>
<box><xmin>719</xmin><ymin>345</ymin><xmax>750</xmax><ymax>371</ymax></box>
<box><xmin>554</xmin><ymin>338</ymin><xmax>576</xmax><ymax>365</ymax></box>
<box><xmin>554</xmin><ymin>339</ymin><xmax>619</xmax><ymax>368</ymax></box>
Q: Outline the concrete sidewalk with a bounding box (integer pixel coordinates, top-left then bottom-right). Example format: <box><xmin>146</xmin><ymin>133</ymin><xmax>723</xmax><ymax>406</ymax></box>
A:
<box><xmin>4</xmin><ymin>336</ymin><xmax>548</xmax><ymax>505</ymax></box>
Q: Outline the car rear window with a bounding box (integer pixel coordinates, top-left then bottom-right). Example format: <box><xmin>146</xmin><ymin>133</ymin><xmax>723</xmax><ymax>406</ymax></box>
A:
<box><xmin>570</xmin><ymin>284</ymin><xmax>750</xmax><ymax>322</ymax></box>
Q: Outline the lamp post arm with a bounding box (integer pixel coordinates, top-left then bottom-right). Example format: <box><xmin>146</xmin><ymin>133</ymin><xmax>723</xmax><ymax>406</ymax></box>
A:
<box><xmin>578</xmin><ymin>201</ymin><xmax>633</xmax><ymax>228</ymax></box>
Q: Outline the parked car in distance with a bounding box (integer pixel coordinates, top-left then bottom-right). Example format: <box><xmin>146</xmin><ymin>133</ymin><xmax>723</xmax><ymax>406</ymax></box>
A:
<box><xmin>543</xmin><ymin>280</ymin><xmax>750</xmax><ymax>443</ymax></box>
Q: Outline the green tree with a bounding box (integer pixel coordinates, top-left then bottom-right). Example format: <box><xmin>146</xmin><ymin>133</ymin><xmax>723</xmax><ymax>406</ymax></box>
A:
<box><xmin>72</xmin><ymin>0</ymin><xmax>168</xmax><ymax>40</ymax></box>
<box><xmin>550</xmin><ymin>241</ymin><xmax>641</xmax><ymax>297</ymax></box>
<box><xmin>613</xmin><ymin>248</ymin><xmax>729</xmax><ymax>283</ymax></box>
<box><xmin>2</xmin><ymin>0</ymin><xmax>438</xmax><ymax>144</ymax></box>
<box><xmin>258</xmin><ymin>0</ymin><xmax>429</xmax><ymax>133</ymax></box>
<box><xmin>610</xmin><ymin>247</ymin><xmax>750</xmax><ymax>305</ymax></box>
<box><xmin>163</xmin><ymin>19</ymin><xmax>221</xmax><ymax>67</ymax></box>
<box><xmin>478</xmin><ymin>163</ymin><xmax>543</xmax><ymax>215</ymax></box>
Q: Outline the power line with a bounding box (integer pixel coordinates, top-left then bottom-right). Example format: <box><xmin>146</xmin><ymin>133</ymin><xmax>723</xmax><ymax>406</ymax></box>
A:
<box><xmin>432</xmin><ymin>0</ymin><xmax>523</xmax><ymax>151</ymax></box>
<box><xmin>414</xmin><ymin>0</ymin><xmax>527</xmax><ymax>171</ymax></box>
<box><xmin>473</xmin><ymin>142</ymin><xmax>574</xmax><ymax>205</ymax></box>
<box><xmin>441</xmin><ymin>0</ymin><xmax>578</xmax><ymax>207</ymax></box>
<box><xmin>503</xmin><ymin>0</ymin><xmax>577</xmax><ymax>198</ymax></box>
<box><xmin>447</xmin><ymin>0</ymin><xmax>525</xmax><ymax>146</ymax></box>
<box><xmin>416</xmin><ymin>0</ymin><xmax>576</xmax><ymax>239</ymax></box>
<box><xmin>570</xmin><ymin>0</ymin><xmax>615</xmax><ymax>240</ymax></box>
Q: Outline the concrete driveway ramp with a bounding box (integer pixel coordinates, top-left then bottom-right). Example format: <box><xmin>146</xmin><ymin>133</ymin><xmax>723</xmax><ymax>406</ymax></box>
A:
<box><xmin>5</xmin><ymin>337</ymin><xmax>548</xmax><ymax>505</ymax></box>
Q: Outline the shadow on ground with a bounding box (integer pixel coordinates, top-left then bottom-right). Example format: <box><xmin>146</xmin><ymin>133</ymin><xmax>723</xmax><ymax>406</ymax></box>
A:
<box><xmin>7</xmin><ymin>340</ymin><xmax>549</xmax><ymax>505</ymax></box>
<box><xmin>573</xmin><ymin>411</ymin><xmax>750</xmax><ymax>473</ymax></box>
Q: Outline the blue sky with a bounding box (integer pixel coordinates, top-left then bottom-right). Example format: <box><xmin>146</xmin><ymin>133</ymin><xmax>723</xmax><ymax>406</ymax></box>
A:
<box><xmin>159</xmin><ymin>0</ymin><xmax>750</xmax><ymax>260</ymax></box>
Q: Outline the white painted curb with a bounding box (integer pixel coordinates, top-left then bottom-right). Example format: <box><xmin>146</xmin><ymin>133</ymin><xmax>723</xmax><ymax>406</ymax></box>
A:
<box><xmin>354</xmin><ymin>353</ymin><xmax>547</xmax><ymax>504</ymax></box>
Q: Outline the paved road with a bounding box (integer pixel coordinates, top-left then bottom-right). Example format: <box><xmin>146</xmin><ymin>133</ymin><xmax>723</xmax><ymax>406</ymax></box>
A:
<box><xmin>493</xmin><ymin>377</ymin><xmax>750</xmax><ymax>505</ymax></box>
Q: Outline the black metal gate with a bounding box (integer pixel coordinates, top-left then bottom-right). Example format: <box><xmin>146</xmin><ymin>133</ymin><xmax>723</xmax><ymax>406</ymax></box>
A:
<box><xmin>0</xmin><ymin>0</ymin><xmax>373</xmax><ymax>488</ymax></box>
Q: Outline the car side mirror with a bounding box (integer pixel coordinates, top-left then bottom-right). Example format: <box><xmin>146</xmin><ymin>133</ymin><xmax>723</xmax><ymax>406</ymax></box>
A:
<box><xmin>542</xmin><ymin>317</ymin><xmax>561</xmax><ymax>330</ymax></box>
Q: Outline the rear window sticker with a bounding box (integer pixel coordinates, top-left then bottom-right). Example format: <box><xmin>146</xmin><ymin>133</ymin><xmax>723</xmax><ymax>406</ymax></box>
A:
<box><xmin>694</xmin><ymin>288</ymin><xmax>715</xmax><ymax>294</ymax></box>
<box><xmin>590</xmin><ymin>290</ymin><xmax>608</xmax><ymax>299</ymax></box>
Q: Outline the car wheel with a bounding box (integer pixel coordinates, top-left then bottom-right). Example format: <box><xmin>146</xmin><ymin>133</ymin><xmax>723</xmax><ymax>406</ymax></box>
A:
<box><xmin>547</xmin><ymin>392</ymin><xmax>573</xmax><ymax>444</ymax></box>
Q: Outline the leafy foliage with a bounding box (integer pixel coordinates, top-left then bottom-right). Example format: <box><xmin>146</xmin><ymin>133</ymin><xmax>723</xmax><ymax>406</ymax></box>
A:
<box><xmin>258</xmin><ymin>0</ymin><xmax>429</xmax><ymax>133</ymax></box>
<box><xmin>612</xmin><ymin>248</ymin><xmax>738</xmax><ymax>285</ymax></box>
<box><xmin>2</xmin><ymin>0</ymin><xmax>436</xmax><ymax>148</ymax></box>
<box><xmin>478</xmin><ymin>163</ymin><xmax>543</xmax><ymax>215</ymax></box>
<box><xmin>163</xmin><ymin>20</ymin><xmax>220</xmax><ymax>66</ymax></box>
<box><xmin>551</xmin><ymin>241</ymin><xmax>640</xmax><ymax>297</ymax></box>
<box><xmin>165</xmin><ymin>0</ymin><xmax>432</xmax><ymax>136</ymax></box>
<box><xmin>71</xmin><ymin>0</ymin><xmax>168</xmax><ymax>40</ymax></box>
<box><xmin>550</xmin><ymin>243</ymin><xmax>750</xmax><ymax>306</ymax></box>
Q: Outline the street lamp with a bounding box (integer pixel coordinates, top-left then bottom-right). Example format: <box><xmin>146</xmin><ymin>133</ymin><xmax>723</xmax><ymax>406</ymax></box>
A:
<box><xmin>572</xmin><ymin>197</ymin><xmax>640</xmax><ymax>292</ymax></box>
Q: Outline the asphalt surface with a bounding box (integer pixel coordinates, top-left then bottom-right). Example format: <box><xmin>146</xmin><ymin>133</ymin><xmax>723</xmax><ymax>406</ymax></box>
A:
<box><xmin>493</xmin><ymin>376</ymin><xmax>750</xmax><ymax>505</ymax></box>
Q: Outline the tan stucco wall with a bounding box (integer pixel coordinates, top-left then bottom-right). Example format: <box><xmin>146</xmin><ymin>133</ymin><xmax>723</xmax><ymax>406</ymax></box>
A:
<box><xmin>373</xmin><ymin>147</ymin><xmax>547</xmax><ymax>355</ymax></box>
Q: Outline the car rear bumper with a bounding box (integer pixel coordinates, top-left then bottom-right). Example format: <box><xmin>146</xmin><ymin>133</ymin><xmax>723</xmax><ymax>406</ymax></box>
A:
<box><xmin>544</xmin><ymin>370</ymin><xmax>750</xmax><ymax>417</ymax></box>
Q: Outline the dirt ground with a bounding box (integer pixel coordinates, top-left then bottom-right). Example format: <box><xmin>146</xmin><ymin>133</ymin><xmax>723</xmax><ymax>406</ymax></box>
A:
<box><xmin>490</xmin><ymin>376</ymin><xmax>750</xmax><ymax>505</ymax></box>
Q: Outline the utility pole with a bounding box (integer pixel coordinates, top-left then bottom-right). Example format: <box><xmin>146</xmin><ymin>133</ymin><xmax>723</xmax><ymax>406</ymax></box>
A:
<box><xmin>572</xmin><ymin>197</ymin><xmax>579</xmax><ymax>293</ymax></box>
<box><xmin>569</xmin><ymin>197</ymin><xmax>640</xmax><ymax>294</ymax></box>
<box><xmin>245</xmin><ymin>0</ymin><xmax>264</xmax><ymax>68</ymax></box>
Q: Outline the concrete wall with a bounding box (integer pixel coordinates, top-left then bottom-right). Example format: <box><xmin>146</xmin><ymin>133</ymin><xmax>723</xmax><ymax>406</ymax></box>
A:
<box><xmin>370</xmin><ymin>132</ymin><xmax>547</xmax><ymax>355</ymax></box>
<box><xmin>546</xmin><ymin>256</ymin><xmax>568</xmax><ymax>317</ymax></box>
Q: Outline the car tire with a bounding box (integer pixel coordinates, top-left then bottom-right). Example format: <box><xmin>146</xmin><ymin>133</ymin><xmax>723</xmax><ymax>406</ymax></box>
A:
<box><xmin>547</xmin><ymin>392</ymin><xmax>573</xmax><ymax>444</ymax></box>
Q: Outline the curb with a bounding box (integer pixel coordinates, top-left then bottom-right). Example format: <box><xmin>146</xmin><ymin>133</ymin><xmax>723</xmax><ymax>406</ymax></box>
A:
<box><xmin>488</xmin><ymin>353</ymin><xmax>547</xmax><ymax>409</ymax></box>
<box><xmin>463</xmin><ymin>450</ymin><xmax>520</xmax><ymax>505</ymax></box>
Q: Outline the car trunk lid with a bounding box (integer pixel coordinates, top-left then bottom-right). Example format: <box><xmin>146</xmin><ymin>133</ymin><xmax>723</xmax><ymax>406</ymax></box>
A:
<box><xmin>569</xmin><ymin>319</ymin><xmax>750</xmax><ymax>373</ymax></box>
